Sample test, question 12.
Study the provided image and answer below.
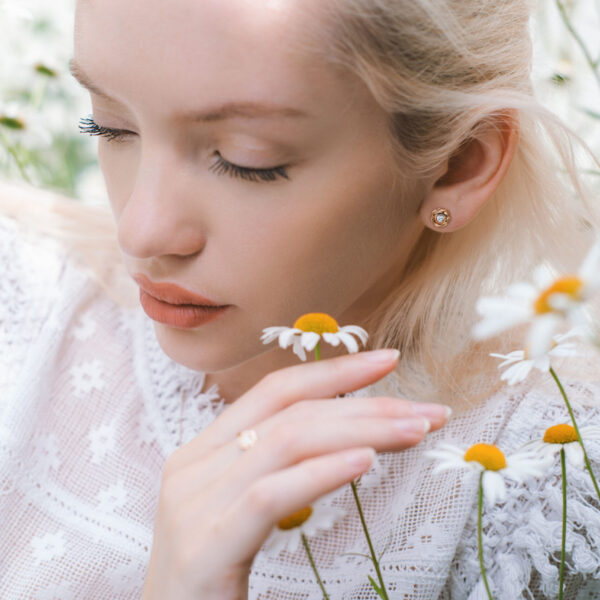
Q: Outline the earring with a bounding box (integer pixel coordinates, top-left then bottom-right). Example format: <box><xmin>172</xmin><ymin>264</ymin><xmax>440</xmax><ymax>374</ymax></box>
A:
<box><xmin>431</xmin><ymin>208</ymin><xmax>451</xmax><ymax>228</ymax></box>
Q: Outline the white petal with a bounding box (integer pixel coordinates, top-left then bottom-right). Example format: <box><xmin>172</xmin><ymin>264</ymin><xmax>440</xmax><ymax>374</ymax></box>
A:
<box><xmin>504</xmin><ymin>450</ymin><xmax>552</xmax><ymax>481</ymax></box>
<box><xmin>321</xmin><ymin>332</ymin><xmax>341</xmax><ymax>347</ymax></box>
<box><xmin>300</xmin><ymin>331</ymin><xmax>321</xmax><ymax>351</ymax></box>
<box><xmin>292</xmin><ymin>338</ymin><xmax>307</xmax><ymax>361</ymax></box>
<box><xmin>526</xmin><ymin>314</ymin><xmax>562</xmax><ymax>359</ymax></box>
<box><xmin>339</xmin><ymin>325</ymin><xmax>369</xmax><ymax>346</ymax></box>
<box><xmin>490</xmin><ymin>350</ymin><xmax>525</xmax><ymax>368</ymax></box>
<box><xmin>279</xmin><ymin>328</ymin><xmax>301</xmax><ymax>349</ymax></box>
<box><xmin>532</xmin><ymin>355</ymin><xmax>551</xmax><ymax>373</ymax></box>
<box><xmin>286</xmin><ymin>529</ymin><xmax>302</xmax><ymax>554</ymax></box>
<box><xmin>260</xmin><ymin>327</ymin><xmax>287</xmax><ymax>344</ymax></box>
<box><xmin>564</xmin><ymin>443</ymin><xmax>585</xmax><ymax>469</ymax></box>
<box><xmin>547</xmin><ymin>292</ymin><xmax>575</xmax><ymax>312</ymax></box>
<box><xmin>507</xmin><ymin>280</ymin><xmax>541</xmax><ymax>301</ymax></box>
<box><xmin>336</xmin><ymin>331</ymin><xmax>360</xmax><ymax>354</ymax></box>
<box><xmin>472</xmin><ymin>297</ymin><xmax>532</xmax><ymax>339</ymax></box>
<box><xmin>531</xmin><ymin>265</ymin><xmax>556</xmax><ymax>289</ymax></box>
<box><xmin>262</xmin><ymin>528</ymin><xmax>293</xmax><ymax>557</ymax></box>
<box><xmin>482</xmin><ymin>471</ymin><xmax>507</xmax><ymax>506</ymax></box>
<box><xmin>579</xmin><ymin>241</ymin><xmax>600</xmax><ymax>288</ymax></box>
<box><xmin>580</xmin><ymin>425</ymin><xmax>600</xmax><ymax>439</ymax></box>
<box><xmin>501</xmin><ymin>361</ymin><xmax>535</xmax><ymax>385</ymax></box>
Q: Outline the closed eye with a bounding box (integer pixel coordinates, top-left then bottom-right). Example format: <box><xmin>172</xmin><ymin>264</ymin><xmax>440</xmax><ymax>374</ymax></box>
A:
<box><xmin>78</xmin><ymin>115</ymin><xmax>290</xmax><ymax>183</ymax></box>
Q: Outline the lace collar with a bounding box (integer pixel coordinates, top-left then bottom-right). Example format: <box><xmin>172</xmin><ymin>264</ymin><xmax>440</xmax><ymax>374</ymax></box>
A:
<box><xmin>130</xmin><ymin>307</ymin><xmax>226</xmax><ymax>455</ymax></box>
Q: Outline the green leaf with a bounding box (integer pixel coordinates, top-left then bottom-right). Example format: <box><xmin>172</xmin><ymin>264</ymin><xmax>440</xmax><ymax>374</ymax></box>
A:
<box><xmin>367</xmin><ymin>575</ymin><xmax>386</xmax><ymax>599</ymax></box>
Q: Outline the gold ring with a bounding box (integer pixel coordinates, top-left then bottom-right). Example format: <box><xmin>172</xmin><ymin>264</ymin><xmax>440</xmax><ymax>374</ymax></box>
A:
<box><xmin>236</xmin><ymin>429</ymin><xmax>258</xmax><ymax>451</ymax></box>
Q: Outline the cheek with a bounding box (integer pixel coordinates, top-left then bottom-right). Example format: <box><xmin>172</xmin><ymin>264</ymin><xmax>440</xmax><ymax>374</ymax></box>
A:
<box><xmin>226</xmin><ymin>162</ymin><xmax>413</xmax><ymax>320</ymax></box>
<box><xmin>97</xmin><ymin>142</ymin><xmax>139</xmax><ymax>217</ymax></box>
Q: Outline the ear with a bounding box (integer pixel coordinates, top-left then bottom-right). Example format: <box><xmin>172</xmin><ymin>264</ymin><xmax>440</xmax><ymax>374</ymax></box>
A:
<box><xmin>419</xmin><ymin>110</ymin><xmax>520</xmax><ymax>232</ymax></box>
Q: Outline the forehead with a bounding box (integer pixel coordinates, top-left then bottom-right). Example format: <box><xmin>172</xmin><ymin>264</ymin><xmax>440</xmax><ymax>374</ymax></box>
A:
<box><xmin>73</xmin><ymin>0</ymin><xmax>348</xmax><ymax>115</ymax></box>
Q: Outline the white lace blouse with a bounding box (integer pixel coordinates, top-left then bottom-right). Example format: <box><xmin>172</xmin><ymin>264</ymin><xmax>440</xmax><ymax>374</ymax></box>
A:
<box><xmin>2</xmin><ymin>213</ymin><xmax>600</xmax><ymax>600</ymax></box>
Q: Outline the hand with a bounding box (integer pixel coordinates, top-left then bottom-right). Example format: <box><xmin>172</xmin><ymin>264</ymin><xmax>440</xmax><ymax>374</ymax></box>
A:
<box><xmin>141</xmin><ymin>349</ymin><xmax>449</xmax><ymax>600</ymax></box>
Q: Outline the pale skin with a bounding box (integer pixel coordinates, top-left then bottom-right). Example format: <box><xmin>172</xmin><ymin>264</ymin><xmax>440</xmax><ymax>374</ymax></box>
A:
<box><xmin>72</xmin><ymin>0</ymin><xmax>519</xmax><ymax>597</ymax></box>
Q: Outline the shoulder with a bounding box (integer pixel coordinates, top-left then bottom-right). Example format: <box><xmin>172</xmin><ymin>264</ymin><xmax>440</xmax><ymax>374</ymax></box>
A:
<box><xmin>449</xmin><ymin>352</ymin><xmax>600</xmax><ymax>599</ymax></box>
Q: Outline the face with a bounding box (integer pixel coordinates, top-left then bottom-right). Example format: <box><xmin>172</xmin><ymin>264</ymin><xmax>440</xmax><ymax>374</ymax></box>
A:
<box><xmin>73</xmin><ymin>0</ymin><xmax>425</xmax><ymax>373</ymax></box>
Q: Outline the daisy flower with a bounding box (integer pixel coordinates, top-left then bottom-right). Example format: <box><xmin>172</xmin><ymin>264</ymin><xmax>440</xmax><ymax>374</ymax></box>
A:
<box><xmin>521</xmin><ymin>423</ymin><xmax>600</xmax><ymax>598</ymax></box>
<box><xmin>472</xmin><ymin>241</ymin><xmax>600</xmax><ymax>359</ymax></box>
<box><xmin>262</xmin><ymin>495</ymin><xmax>346</xmax><ymax>556</ymax></box>
<box><xmin>425</xmin><ymin>442</ymin><xmax>551</xmax><ymax>506</ymax></box>
<box><xmin>523</xmin><ymin>424</ymin><xmax>600</xmax><ymax>469</ymax></box>
<box><xmin>261</xmin><ymin>312</ymin><xmax>368</xmax><ymax>361</ymax></box>
<box><xmin>489</xmin><ymin>329</ymin><xmax>581</xmax><ymax>386</ymax></box>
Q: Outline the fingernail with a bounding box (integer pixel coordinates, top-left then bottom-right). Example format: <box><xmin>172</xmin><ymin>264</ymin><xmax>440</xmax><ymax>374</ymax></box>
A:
<box><xmin>412</xmin><ymin>403</ymin><xmax>452</xmax><ymax>420</ymax></box>
<box><xmin>393</xmin><ymin>418</ymin><xmax>430</xmax><ymax>434</ymax></box>
<box><xmin>344</xmin><ymin>447</ymin><xmax>376</xmax><ymax>469</ymax></box>
<box><xmin>360</xmin><ymin>349</ymin><xmax>400</xmax><ymax>363</ymax></box>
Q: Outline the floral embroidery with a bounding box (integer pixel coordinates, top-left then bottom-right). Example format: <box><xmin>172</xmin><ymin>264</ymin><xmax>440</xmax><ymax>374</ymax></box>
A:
<box><xmin>71</xmin><ymin>311</ymin><xmax>98</xmax><ymax>342</ymax></box>
<box><xmin>88</xmin><ymin>420</ymin><xmax>117</xmax><ymax>465</ymax></box>
<box><xmin>69</xmin><ymin>359</ymin><xmax>106</xmax><ymax>398</ymax></box>
<box><xmin>96</xmin><ymin>480</ymin><xmax>128</xmax><ymax>513</ymax></box>
<box><xmin>30</xmin><ymin>531</ymin><xmax>66</xmax><ymax>565</ymax></box>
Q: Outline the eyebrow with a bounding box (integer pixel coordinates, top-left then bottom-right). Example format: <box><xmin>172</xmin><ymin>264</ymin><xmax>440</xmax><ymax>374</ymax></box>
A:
<box><xmin>69</xmin><ymin>59</ymin><xmax>312</xmax><ymax>122</ymax></box>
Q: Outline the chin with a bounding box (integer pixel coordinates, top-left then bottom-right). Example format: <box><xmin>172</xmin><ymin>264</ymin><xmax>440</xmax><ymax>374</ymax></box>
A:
<box><xmin>152</xmin><ymin>320</ymin><xmax>258</xmax><ymax>374</ymax></box>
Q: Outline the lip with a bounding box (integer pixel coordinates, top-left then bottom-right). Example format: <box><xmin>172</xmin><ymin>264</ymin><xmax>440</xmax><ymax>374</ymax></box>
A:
<box><xmin>132</xmin><ymin>273</ymin><xmax>232</xmax><ymax>329</ymax></box>
<box><xmin>132</xmin><ymin>273</ymin><xmax>225</xmax><ymax>306</ymax></box>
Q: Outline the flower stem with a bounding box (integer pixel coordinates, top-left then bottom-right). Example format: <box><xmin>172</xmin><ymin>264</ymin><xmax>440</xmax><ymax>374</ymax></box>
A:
<box><xmin>549</xmin><ymin>367</ymin><xmax>600</xmax><ymax>502</ymax></box>
<box><xmin>0</xmin><ymin>129</ymin><xmax>31</xmax><ymax>183</ymax></box>
<box><xmin>555</xmin><ymin>0</ymin><xmax>600</xmax><ymax>91</ymax></box>
<box><xmin>312</xmin><ymin>338</ymin><xmax>386</xmax><ymax>597</ymax></box>
<box><xmin>350</xmin><ymin>481</ymin><xmax>389</xmax><ymax>600</ymax></box>
<box><xmin>314</xmin><ymin>341</ymin><xmax>321</xmax><ymax>361</ymax></box>
<box><xmin>477</xmin><ymin>472</ymin><xmax>494</xmax><ymax>600</ymax></box>
<box><xmin>301</xmin><ymin>533</ymin><xmax>330</xmax><ymax>600</ymax></box>
<box><xmin>559</xmin><ymin>448</ymin><xmax>567</xmax><ymax>600</ymax></box>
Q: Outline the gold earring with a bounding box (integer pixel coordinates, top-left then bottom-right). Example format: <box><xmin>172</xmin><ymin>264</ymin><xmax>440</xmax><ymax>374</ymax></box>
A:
<box><xmin>431</xmin><ymin>208</ymin><xmax>451</xmax><ymax>228</ymax></box>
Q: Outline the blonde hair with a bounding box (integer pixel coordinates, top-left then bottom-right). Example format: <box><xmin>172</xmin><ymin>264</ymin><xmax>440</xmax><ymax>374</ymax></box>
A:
<box><xmin>305</xmin><ymin>0</ymin><xmax>600</xmax><ymax>406</ymax></box>
<box><xmin>2</xmin><ymin>0</ymin><xmax>599</xmax><ymax>408</ymax></box>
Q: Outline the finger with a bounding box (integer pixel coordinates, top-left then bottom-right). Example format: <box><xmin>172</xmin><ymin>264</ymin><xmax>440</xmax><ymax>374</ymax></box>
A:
<box><xmin>167</xmin><ymin>396</ymin><xmax>448</xmax><ymax>501</ymax></box>
<box><xmin>178</xmin><ymin>349</ymin><xmax>400</xmax><ymax>463</ymax></box>
<box><xmin>212</xmin><ymin>447</ymin><xmax>376</xmax><ymax>564</ymax></box>
<box><xmin>209</xmin><ymin>416</ymin><xmax>428</xmax><ymax>507</ymax></box>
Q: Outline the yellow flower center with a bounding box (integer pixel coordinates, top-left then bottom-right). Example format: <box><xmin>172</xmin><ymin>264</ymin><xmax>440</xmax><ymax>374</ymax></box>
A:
<box><xmin>464</xmin><ymin>443</ymin><xmax>507</xmax><ymax>471</ymax></box>
<box><xmin>277</xmin><ymin>506</ymin><xmax>313</xmax><ymax>530</ymax></box>
<box><xmin>534</xmin><ymin>276</ymin><xmax>584</xmax><ymax>314</ymax></box>
<box><xmin>293</xmin><ymin>313</ymin><xmax>339</xmax><ymax>335</ymax></box>
<box><xmin>543</xmin><ymin>424</ymin><xmax>578</xmax><ymax>444</ymax></box>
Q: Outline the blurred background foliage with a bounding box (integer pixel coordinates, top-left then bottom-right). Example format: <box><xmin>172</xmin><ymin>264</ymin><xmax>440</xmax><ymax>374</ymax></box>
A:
<box><xmin>0</xmin><ymin>0</ymin><xmax>599</xmax><ymax>204</ymax></box>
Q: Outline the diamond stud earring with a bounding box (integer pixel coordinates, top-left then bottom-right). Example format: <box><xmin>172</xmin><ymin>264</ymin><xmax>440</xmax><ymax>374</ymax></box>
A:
<box><xmin>431</xmin><ymin>208</ymin><xmax>451</xmax><ymax>228</ymax></box>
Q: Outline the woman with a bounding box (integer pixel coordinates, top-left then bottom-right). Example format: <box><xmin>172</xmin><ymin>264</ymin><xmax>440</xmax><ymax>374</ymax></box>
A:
<box><xmin>1</xmin><ymin>0</ymin><xmax>599</xmax><ymax>598</ymax></box>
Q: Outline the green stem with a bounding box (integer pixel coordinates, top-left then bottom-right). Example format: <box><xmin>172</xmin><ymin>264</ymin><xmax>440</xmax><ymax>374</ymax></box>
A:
<box><xmin>301</xmin><ymin>533</ymin><xmax>330</xmax><ymax>600</ymax></box>
<box><xmin>559</xmin><ymin>448</ymin><xmax>567</xmax><ymax>600</ymax></box>
<box><xmin>314</xmin><ymin>341</ymin><xmax>321</xmax><ymax>361</ymax></box>
<box><xmin>555</xmin><ymin>0</ymin><xmax>600</xmax><ymax>91</ymax></box>
<box><xmin>478</xmin><ymin>472</ymin><xmax>494</xmax><ymax>600</ymax></box>
<box><xmin>0</xmin><ymin>129</ymin><xmax>31</xmax><ymax>183</ymax></box>
<box><xmin>350</xmin><ymin>481</ymin><xmax>389</xmax><ymax>600</ymax></box>
<box><xmin>32</xmin><ymin>78</ymin><xmax>48</xmax><ymax>111</ymax></box>
<box><xmin>549</xmin><ymin>367</ymin><xmax>600</xmax><ymax>502</ymax></box>
<box><xmin>312</xmin><ymin>338</ymin><xmax>387</xmax><ymax>597</ymax></box>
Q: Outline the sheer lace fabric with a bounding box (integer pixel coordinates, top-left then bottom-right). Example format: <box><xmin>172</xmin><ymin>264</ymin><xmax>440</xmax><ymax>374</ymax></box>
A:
<box><xmin>1</xmin><ymin>214</ymin><xmax>600</xmax><ymax>599</ymax></box>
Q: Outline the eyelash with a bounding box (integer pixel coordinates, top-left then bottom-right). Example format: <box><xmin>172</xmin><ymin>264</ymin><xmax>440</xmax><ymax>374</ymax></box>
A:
<box><xmin>78</xmin><ymin>116</ymin><xmax>290</xmax><ymax>183</ymax></box>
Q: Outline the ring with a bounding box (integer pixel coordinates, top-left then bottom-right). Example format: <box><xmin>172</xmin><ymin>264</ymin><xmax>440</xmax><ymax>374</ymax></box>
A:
<box><xmin>236</xmin><ymin>429</ymin><xmax>258</xmax><ymax>451</ymax></box>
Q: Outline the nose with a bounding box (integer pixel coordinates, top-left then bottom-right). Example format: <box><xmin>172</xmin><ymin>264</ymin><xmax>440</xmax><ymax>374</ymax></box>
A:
<box><xmin>117</xmin><ymin>146</ymin><xmax>207</xmax><ymax>259</ymax></box>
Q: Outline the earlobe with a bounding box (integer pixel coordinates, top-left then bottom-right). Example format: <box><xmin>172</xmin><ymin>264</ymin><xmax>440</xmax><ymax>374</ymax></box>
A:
<box><xmin>420</xmin><ymin>110</ymin><xmax>520</xmax><ymax>232</ymax></box>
